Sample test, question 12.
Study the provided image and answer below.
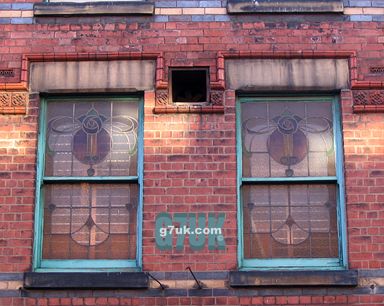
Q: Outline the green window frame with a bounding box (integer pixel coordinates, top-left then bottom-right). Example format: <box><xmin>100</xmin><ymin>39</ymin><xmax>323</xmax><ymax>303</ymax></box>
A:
<box><xmin>33</xmin><ymin>95</ymin><xmax>143</xmax><ymax>272</ymax></box>
<box><xmin>236</xmin><ymin>95</ymin><xmax>347</xmax><ymax>270</ymax></box>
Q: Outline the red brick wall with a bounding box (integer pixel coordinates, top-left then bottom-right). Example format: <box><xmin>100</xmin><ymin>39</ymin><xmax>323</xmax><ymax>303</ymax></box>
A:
<box><xmin>1</xmin><ymin>21</ymin><xmax>384</xmax><ymax>84</ymax></box>
<box><xmin>2</xmin><ymin>20</ymin><xmax>384</xmax><ymax>271</ymax></box>
<box><xmin>0</xmin><ymin>19</ymin><xmax>384</xmax><ymax>306</ymax></box>
<box><xmin>2</xmin><ymin>295</ymin><xmax>384</xmax><ymax>305</ymax></box>
<box><xmin>342</xmin><ymin>90</ymin><xmax>384</xmax><ymax>269</ymax></box>
<box><xmin>0</xmin><ymin>94</ymin><xmax>38</xmax><ymax>273</ymax></box>
<box><xmin>142</xmin><ymin>90</ymin><xmax>237</xmax><ymax>271</ymax></box>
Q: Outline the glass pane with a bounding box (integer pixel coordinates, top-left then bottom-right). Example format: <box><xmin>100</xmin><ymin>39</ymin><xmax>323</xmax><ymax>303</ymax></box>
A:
<box><xmin>242</xmin><ymin>184</ymin><xmax>338</xmax><ymax>259</ymax></box>
<box><xmin>45</xmin><ymin>98</ymin><xmax>139</xmax><ymax>177</ymax></box>
<box><xmin>242</xmin><ymin>100</ymin><xmax>335</xmax><ymax>178</ymax></box>
<box><xmin>42</xmin><ymin>183</ymin><xmax>138</xmax><ymax>260</ymax></box>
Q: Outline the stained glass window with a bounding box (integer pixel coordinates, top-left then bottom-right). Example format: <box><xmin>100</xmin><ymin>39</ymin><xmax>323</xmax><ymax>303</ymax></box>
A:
<box><xmin>242</xmin><ymin>101</ymin><xmax>335</xmax><ymax>178</ymax></box>
<box><xmin>43</xmin><ymin>184</ymin><xmax>137</xmax><ymax>260</ymax></box>
<box><xmin>243</xmin><ymin>184</ymin><xmax>338</xmax><ymax>259</ymax></box>
<box><xmin>238</xmin><ymin>96</ymin><xmax>346</xmax><ymax>269</ymax></box>
<box><xmin>35</xmin><ymin>96</ymin><xmax>142</xmax><ymax>270</ymax></box>
<box><xmin>45</xmin><ymin>100</ymin><xmax>138</xmax><ymax>177</ymax></box>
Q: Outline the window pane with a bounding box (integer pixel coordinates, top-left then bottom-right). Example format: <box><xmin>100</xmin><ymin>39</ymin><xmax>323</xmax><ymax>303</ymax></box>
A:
<box><xmin>242</xmin><ymin>184</ymin><xmax>338</xmax><ymax>259</ymax></box>
<box><xmin>45</xmin><ymin>98</ymin><xmax>138</xmax><ymax>177</ymax></box>
<box><xmin>242</xmin><ymin>100</ymin><xmax>335</xmax><ymax>178</ymax></box>
<box><xmin>42</xmin><ymin>183</ymin><xmax>137</xmax><ymax>260</ymax></box>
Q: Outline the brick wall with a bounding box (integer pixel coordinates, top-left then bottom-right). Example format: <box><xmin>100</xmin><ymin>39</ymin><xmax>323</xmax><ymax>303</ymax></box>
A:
<box><xmin>1</xmin><ymin>21</ymin><xmax>384</xmax><ymax>82</ymax></box>
<box><xmin>142</xmin><ymin>90</ymin><xmax>237</xmax><ymax>272</ymax></box>
<box><xmin>1</xmin><ymin>0</ymin><xmax>384</xmax><ymax>24</ymax></box>
<box><xmin>342</xmin><ymin>90</ymin><xmax>384</xmax><ymax>270</ymax></box>
<box><xmin>0</xmin><ymin>94</ymin><xmax>37</xmax><ymax>272</ymax></box>
<box><xmin>0</xmin><ymin>1</ymin><xmax>384</xmax><ymax>305</ymax></box>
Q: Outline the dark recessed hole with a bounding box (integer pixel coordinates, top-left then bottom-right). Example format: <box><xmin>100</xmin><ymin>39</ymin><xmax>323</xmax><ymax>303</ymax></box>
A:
<box><xmin>0</xmin><ymin>69</ymin><xmax>15</xmax><ymax>78</ymax></box>
<box><xmin>171</xmin><ymin>69</ymin><xmax>208</xmax><ymax>103</ymax></box>
<box><xmin>369</xmin><ymin>66</ymin><xmax>384</xmax><ymax>74</ymax></box>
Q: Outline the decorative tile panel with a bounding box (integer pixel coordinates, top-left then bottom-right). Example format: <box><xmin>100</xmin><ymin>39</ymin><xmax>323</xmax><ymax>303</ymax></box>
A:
<box><xmin>0</xmin><ymin>91</ymin><xmax>28</xmax><ymax>114</ymax></box>
<box><xmin>353</xmin><ymin>90</ymin><xmax>384</xmax><ymax>105</ymax></box>
<box><xmin>210</xmin><ymin>90</ymin><xmax>224</xmax><ymax>106</ymax></box>
<box><xmin>353</xmin><ymin>89</ymin><xmax>384</xmax><ymax>113</ymax></box>
<box><xmin>155</xmin><ymin>89</ymin><xmax>169</xmax><ymax>106</ymax></box>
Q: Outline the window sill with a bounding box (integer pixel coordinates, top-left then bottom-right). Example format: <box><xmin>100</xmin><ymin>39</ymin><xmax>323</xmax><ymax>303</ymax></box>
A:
<box><xmin>227</xmin><ymin>0</ymin><xmax>343</xmax><ymax>14</ymax></box>
<box><xmin>33</xmin><ymin>1</ymin><xmax>154</xmax><ymax>16</ymax></box>
<box><xmin>229</xmin><ymin>270</ymin><xmax>358</xmax><ymax>287</ymax></box>
<box><xmin>153</xmin><ymin>105</ymin><xmax>224</xmax><ymax>114</ymax></box>
<box><xmin>24</xmin><ymin>272</ymin><xmax>149</xmax><ymax>289</ymax></box>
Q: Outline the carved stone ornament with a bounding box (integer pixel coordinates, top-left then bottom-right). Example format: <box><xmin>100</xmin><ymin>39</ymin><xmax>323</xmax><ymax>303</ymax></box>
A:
<box><xmin>210</xmin><ymin>90</ymin><xmax>224</xmax><ymax>106</ymax></box>
<box><xmin>155</xmin><ymin>89</ymin><xmax>170</xmax><ymax>106</ymax></box>
<box><xmin>353</xmin><ymin>90</ymin><xmax>384</xmax><ymax>106</ymax></box>
<box><xmin>0</xmin><ymin>91</ymin><xmax>28</xmax><ymax>114</ymax></box>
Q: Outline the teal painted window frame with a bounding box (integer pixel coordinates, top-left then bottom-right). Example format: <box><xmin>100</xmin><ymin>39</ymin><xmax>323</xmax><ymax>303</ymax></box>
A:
<box><xmin>33</xmin><ymin>95</ymin><xmax>144</xmax><ymax>272</ymax></box>
<box><xmin>236</xmin><ymin>95</ymin><xmax>348</xmax><ymax>271</ymax></box>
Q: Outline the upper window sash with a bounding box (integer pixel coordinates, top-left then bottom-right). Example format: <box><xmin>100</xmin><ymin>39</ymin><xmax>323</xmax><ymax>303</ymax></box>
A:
<box><xmin>238</xmin><ymin>96</ymin><xmax>343</xmax><ymax>183</ymax></box>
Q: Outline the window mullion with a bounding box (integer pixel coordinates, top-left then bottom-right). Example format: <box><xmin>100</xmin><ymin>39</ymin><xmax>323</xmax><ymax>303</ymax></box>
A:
<box><xmin>43</xmin><ymin>176</ymin><xmax>139</xmax><ymax>183</ymax></box>
<box><xmin>242</xmin><ymin>176</ymin><xmax>338</xmax><ymax>184</ymax></box>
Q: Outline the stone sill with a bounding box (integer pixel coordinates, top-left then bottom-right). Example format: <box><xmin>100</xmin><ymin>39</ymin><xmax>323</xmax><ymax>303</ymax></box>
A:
<box><xmin>353</xmin><ymin>105</ymin><xmax>384</xmax><ymax>113</ymax></box>
<box><xmin>227</xmin><ymin>0</ymin><xmax>343</xmax><ymax>14</ymax></box>
<box><xmin>153</xmin><ymin>105</ymin><xmax>225</xmax><ymax>114</ymax></box>
<box><xmin>24</xmin><ymin>272</ymin><xmax>149</xmax><ymax>289</ymax></box>
<box><xmin>229</xmin><ymin>270</ymin><xmax>358</xmax><ymax>287</ymax></box>
<box><xmin>34</xmin><ymin>1</ymin><xmax>154</xmax><ymax>16</ymax></box>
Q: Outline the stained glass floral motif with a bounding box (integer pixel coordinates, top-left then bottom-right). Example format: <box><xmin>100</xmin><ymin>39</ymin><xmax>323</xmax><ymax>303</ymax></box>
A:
<box><xmin>42</xmin><ymin>98</ymin><xmax>139</xmax><ymax>260</ymax></box>
<box><xmin>46</xmin><ymin>100</ymin><xmax>138</xmax><ymax>177</ymax></box>
<box><xmin>243</xmin><ymin>185</ymin><xmax>338</xmax><ymax>258</ymax></box>
<box><xmin>242</xmin><ymin>102</ymin><xmax>335</xmax><ymax>178</ymax></box>
<box><xmin>43</xmin><ymin>184</ymin><xmax>137</xmax><ymax>259</ymax></box>
<box><xmin>241</xmin><ymin>99</ymin><xmax>339</xmax><ymax>259</ymax></box>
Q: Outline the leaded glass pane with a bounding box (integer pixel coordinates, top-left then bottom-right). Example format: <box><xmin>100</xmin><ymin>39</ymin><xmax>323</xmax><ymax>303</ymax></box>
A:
<box><xmin>42</xmin><ymin>183</ymin><xmax>137</xmax><ymax>260</ymax></box>
<box><xmin>242</xmin><ymin>184</ymin><xmax>338</xmax><ymax>259</ymax></box>
<box><xmin>242</xmin><ymin>101</ymin><xmax>335</xmax><ymax>178</ymax></box>
<box><xmin>45</xmin><ymin>99</ymin><xmax>138</xmax><ymax>177</ymax></box>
